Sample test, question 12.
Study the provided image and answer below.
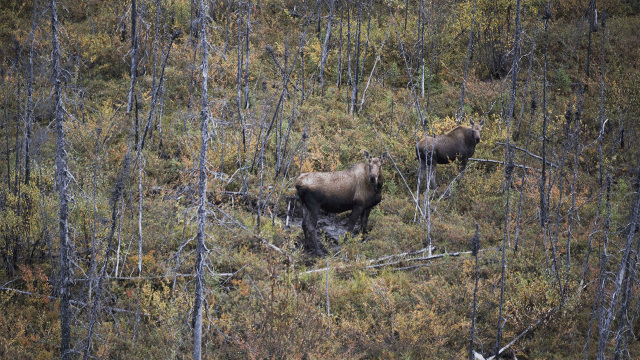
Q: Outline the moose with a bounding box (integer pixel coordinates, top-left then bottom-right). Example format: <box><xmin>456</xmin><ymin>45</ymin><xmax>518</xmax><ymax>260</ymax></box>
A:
<box><xmin>416</xmin><ymin>119</ymin><xmax>484</xmax><ymax>189</ymax></box>
<box><xmin>295</xmin><ymin>151</ymin><xmax>387</xmax><ymax>256</ymax></box>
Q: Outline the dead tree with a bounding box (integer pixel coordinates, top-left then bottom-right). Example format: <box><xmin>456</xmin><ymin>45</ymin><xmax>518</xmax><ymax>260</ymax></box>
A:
<box><xmin>50</xmin><ymin>0</ymin><xmax>72</xmax><ymax>357</ymax></box>
<box><xmin>596</xmin><ymin>167</ymin><xmax>640</xmax><ymax>360</ymax></box>
<box><xmin>495</xmin><ymin>0</ymin><xmax>521</xmax><ymax>355</ymax></box>
<box><xmin>539</xmin><ymin>3</ymin><xmax>551</xmax><ymax>230</ymax></box>
<box><xmin>127</xmin><ymin>0</ymin><xmax>139</xmax><ymax>114</ymax></box>
<box><xmin>319</xmin><ymin>0</ymin><xmax>336</xmax><ymax>96</ymax></box>
<box><xmin>193</xmin><ymin>0</ymin><xmax>210</xmax><ymax>356</ymax></box>
<box><xmin>82</xmin><ymin>151</ymin><xmax>130</xmax><ymax>360</ymax></box>
<box><xmin>350</xmin><ymin>0</ymin><xmax>362</xmax><ymax>114</ymax></box>
<box><xmin>24</xmin><ymin>0</ymin><xmax>38</xmax><ymax>186</ymax></box>
<box><xmin>469</xmin><ymin>224</ymin><xmax>480</xmax><ymax>360</ymax></box>
<box><xmin>457</xmin><ymin>0</ymin><xmax>477</xmax><ymax>124</ymax></box>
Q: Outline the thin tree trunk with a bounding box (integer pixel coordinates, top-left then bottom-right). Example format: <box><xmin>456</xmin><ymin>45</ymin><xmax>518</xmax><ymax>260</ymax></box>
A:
<box><xmin>346</xmin><ymin>1</ymin><xmax>352</xmax><ymax>110</ymax></box>
<box><xmin>82</xmin><ymin>151</ymin><xmax>131</xmax><ymax>360</ymax></box>
<box><xmin>136</xmin><ymin>100</ymin><xmax>143</xmax><ymax>276</ymax></box>
<box><xmin>357</xmin><ymin>0</ymin><xmax>372</xmax><ymax>82</ymax></box>
<box><xmin>51</xmin><ymin>0</ymin><xmax>71</xmax><ymax>357</ymax></box>
<box><xmin>336</xmin><ymin>0</ymin><xmax>343</xmax><ymax>88</ymax></box>
<box><xmin>458</xmin><ymin>0</ymin><xmax>477</xmax><ymax>123</ymax></box>
<box><xmin>581</xmin><ymin>12</ymin><xmax>608</xmax><ymax>286</ymax></box>
<box><xmin>193</xmin><ymin>0</ymin><xmax>210</xmax><ymax>356</ymax></box>
<box><xmin>237</xmin><ymin>3</ymin><xmax>244</xmax><ymax>153</ymax></box>
<box><xmin>3</xmin><ymin>71</ymin><xmax>10</xmax><ymax>193</ymax></box>
<box><xmin>243</xmin><ymin>0</ymin><xmax>251</xmax><ymax>110</ymax></box>
<box><xmin>420</xmin><ymin>0</ymin><xmax>425</xmax><ymax>98</ymax></box>
<box><xmin>469</xmin><ymin>224</ymin><xmax>480</xmax><ymax>360</ymax></box>
<box><xmin>513</xmin><ymin>14</ymin><xmax>540</xmax><ymax>251</ymax></box>
<box><xmin>88</xmin><ymin>127</ymin><xmax>101</xmax><ymax>303</ymax></box>
<box><xmin>403</xmin><ymin>0</ymin><xmax>409</xmax><ymax>31</ymax></box>
<box><xmin>584</xmin><ymin>174</ymin><xmax>612</xmax><ymax>360</ymax></box>
<box><xmin>127</xmin><ymin>0</ymin><xmax>139</xmax><ymax>114</ymax></box>
<box><xmin>597</xmin><ymin>167</ymin><xmax>640</xmax><ymax>360</ymax></box>
<box><xmin>597</xmin><ymin>12</ymin><xmax>607</xmax><ymax>185</ymax></box>
<box><xmin>24</xmin><ymin>0</ymin><xmax>37</xmax><ymax>186</ymax></box>
<box><xmin>319</xmin><ymin>0</ymin><xmax>336</xmax><ymax>96</ymax></box>
<box><xmin>613</xmin><ymin>236</ymin><xmax>639</xmax><ymax>359</ymax></box>
<box><xmin>223</xmin><ymin>0</ymin><xmax>231</xmax><ymax>57</ymax></box>
<box><xmin>540</xmin><ymin>3</ymin><xmax>551</xmax><ymax>230</ymax></box>
<box><xmin>350</xmin><ymin>0</ymin><xmax>362</xmax><ymax>115</ymax></box>
<box><xmin>141</xmin><ymin>32</ymin><xmax>177</xmax><ymax>150</ymax></box>
<box><xmin>495</xmin><ymin>0</ymin><xmax>521</xmax><ymax>355</ymax></box>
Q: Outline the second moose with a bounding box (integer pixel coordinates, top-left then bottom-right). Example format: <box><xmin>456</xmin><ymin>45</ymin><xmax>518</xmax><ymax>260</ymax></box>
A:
<box><xmin>416</xmin><ymin>119</ymin><xmax>484</xmax><ymax>189</ymax></box>
<box><xmin>295</xmin><ymin>151</ymin><xmax>387</xmax><ymax>256</ymax></box>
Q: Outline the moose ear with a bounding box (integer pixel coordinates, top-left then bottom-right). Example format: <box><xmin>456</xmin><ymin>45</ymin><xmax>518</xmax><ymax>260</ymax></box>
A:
<box><xmin>380</xmin><ymin>152</ymin><xmax>388</xmax><ymax>164</ymax></box>
<box><xmin>470</xmin><ymin>119</ymin><xmax>475</xmax><ymax>125</ymax></box>
<box><xmin>363</xmin><ymin>150</ymin><xmax>371</xmax><ymax>160</ymax></box>
<box><xmin>479</xmin><ymin>118</ymin><xmax>485</xmax><ymax>126</ymax></box>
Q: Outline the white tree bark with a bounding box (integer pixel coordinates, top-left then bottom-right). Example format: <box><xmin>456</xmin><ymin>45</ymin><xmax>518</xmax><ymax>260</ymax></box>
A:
<box><xmin>193</xmin><ymin>0</ymin><xmax>210</xmax><ymax>357</ymax></box>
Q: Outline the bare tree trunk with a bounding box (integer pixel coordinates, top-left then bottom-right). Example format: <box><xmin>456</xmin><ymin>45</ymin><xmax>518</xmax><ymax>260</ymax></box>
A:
<box><xmin>193</xmin><ymin>0</ymin><xmax>210</xmax><ymax>356</ymax></box>
<box><xmin>88</xmin><ymin>127</ymin><xmax>101</xmax><ymax>303</ymax></box>
<box><xmin>457</xmin><ymin>0</ymin><xmax>477</xmax><ymax>124</ymax></box>
<box><xmin>319</xmin><ymin>0</ymin><xmax>336</xmax><ymax>96</ymax></box>
<box><xmin>357</xmin><ymin>0</ymin><xmax>372</xmax><ymax>82</ymax></box>
<box><xmin>597</xmin><ymin>167</ymin><xmax>640</xmax><ymax>360</ymax></box>
<box><xmin>237</xmin><ymin>3</ymin><xmax>245</xmax><ymax>153</ymax></box>
<box><xmin>24</xmin><ymin>0</ymin><xmax>37</xmax><ymax>186</ymax></box>
<box><xmin>581</xmin><ymin>10</ymin><xmax>609</xmax><ymax>287</ymax></box>
<box><xmin>51</xmin><ymin>0</ymin><xmax>71</xmax><ymax>357</ymax></box>
<box><xmin>243</xmin><ymin>0</ymin><xmax>251</xmax><ymax>110</ymax></box>
<box><xmin>350</xmin><ymin>0</ymin><xmax>362</xmax><ymax>115</ymax></box>
<box><xmin>2</xmin><ymin>68</ymin><xmax>11</xmax><ymax>273</ymax></box>
<box><xmin>495</xmin><ymin>0</ymin><xmax>521</xmax><ymax>355</ymax></box>
<box><xmin>346</xmin><ymin>1</ymin><xmax>352</xmax><ymax>110</ymax></box>
<box><xmin>136</xmin><ymin>100</ymin><xmax>143</xmax><ymax>276</ymax></box>
<box><xmin>597</xmin><ymin>12</ymin><xmax>607</xmax><ymax>185</ymax></box>
<box><xmin>336</xmin><ymin>0</ymin><xmax>343</xmax><ymax>88</ymax></box>
<box><xmin>613</xmin><ymin>236</ymin><xmax>639</xmax><ymax>359</ymax></box>
<box><xmin>513</xmin><ymin>13</ymin><xmax>540</xmax><ymax>251</ymax></box>
<box><xmin>82</xmin><ymin>151</ymin><xmax>130</xmax><ymax>360</ymax></box>
<box><xmin>127</xmin><ymin>0</ymin><xmax>139</xmax><ymax>114</ymax></box>
<box><xmin>223</xmin><ymin>0</ymin><xmax>231</xmax><ymax>57</ymax></box>
<box><xmin>468</xmin><ymin>224</ymin><xmax>480</xmax><ymax>360</ymax></box>
<box><xmin>584</xmin><ymin>174</ymin><xmax>612</xmax><ymax>360</ymax></box>
<box><xmin>539</xmin><ymin>3</ymin><xmax>551</xmax><ymax>230</ymax></box>
<box><xmin>403</xmin><ymin>0</ymin><xmax>409</xmax><ymax>31</ymax></box>
<box><xmin>3</xmin><ymin>71</ymin><xmax>10</xmax><ymax>193</ymax></box>
<box><xmin>141</xmin><ymin>32</ymin><xmax>177</xmax><ymax>150</ymax></box>
<box><xmin>420</xmin><ymin>0</ymin><xmax>425</xmax><ymax>98</ymax></box>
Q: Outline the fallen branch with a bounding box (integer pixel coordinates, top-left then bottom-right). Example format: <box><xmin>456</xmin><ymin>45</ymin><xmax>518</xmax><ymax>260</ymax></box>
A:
<box><xmin>473</xmin><ymin>304</ymin><xmax>560</xmax><ymax>360</ymax></box>
<box><xmin>209</xmin><ymin>203</ymin><xmax>292</xmax><ymax>262</ymax></box>
<box><xmin>71</xmin><ymin>272</ymin><xmax>235</xmax><ymax>282</ymax></box>
<box><xmin>300</xmin><ymin>247</ymin><xmax>498</xmax><ymax>275</ymax></box>
<box><xmin>496</xmin><ymin>142</ymin><xmax>558</xmax><ymax>168</ymax></box>
<box><xmin>469</xmin><ymin>158</ymin><xmax>539</xmax><ymax>172</ymax></box>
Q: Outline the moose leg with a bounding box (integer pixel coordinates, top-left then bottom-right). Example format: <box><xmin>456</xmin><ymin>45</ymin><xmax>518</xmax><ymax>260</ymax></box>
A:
<box><xmin>301</xmin><ymin>204</ymin><xmax>323</xmax><ymax>256</ymax></box>
<box><xmin>360</xmin><ymin>207</ymin><xmax>373</xmax><ymax>235</ymax></box>
<box><xmin>458</xmin><ymin>158</ymin><xmax>468</xmax><ymax>173</ymax></box>
<box><xmin>346</xmin><ymin>206</ymin><xmax>364</xmax><ymax>235</ymax></box>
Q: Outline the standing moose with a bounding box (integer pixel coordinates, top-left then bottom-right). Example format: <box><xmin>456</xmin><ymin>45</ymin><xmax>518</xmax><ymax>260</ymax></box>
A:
<box><xmin>416</xmin><ymin>119</ymin><xmax>484</xmax><ymax>189</ymax></box>
<box><xmin>295</xmin><ymin>151</ymin><xmax>387</xmax><ymax>256</ymax></box>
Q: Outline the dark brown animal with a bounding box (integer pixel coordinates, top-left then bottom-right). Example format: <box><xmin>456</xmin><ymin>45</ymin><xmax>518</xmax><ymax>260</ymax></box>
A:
<box><xmin>416</xmin><ymin>119</ymin><xmax>484</xmax><ymax>188</ymax></box>
<box><xmin>295</xmin><ymin>151</ymin><xmax>387</xmax><ymax>256</ymax></box>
